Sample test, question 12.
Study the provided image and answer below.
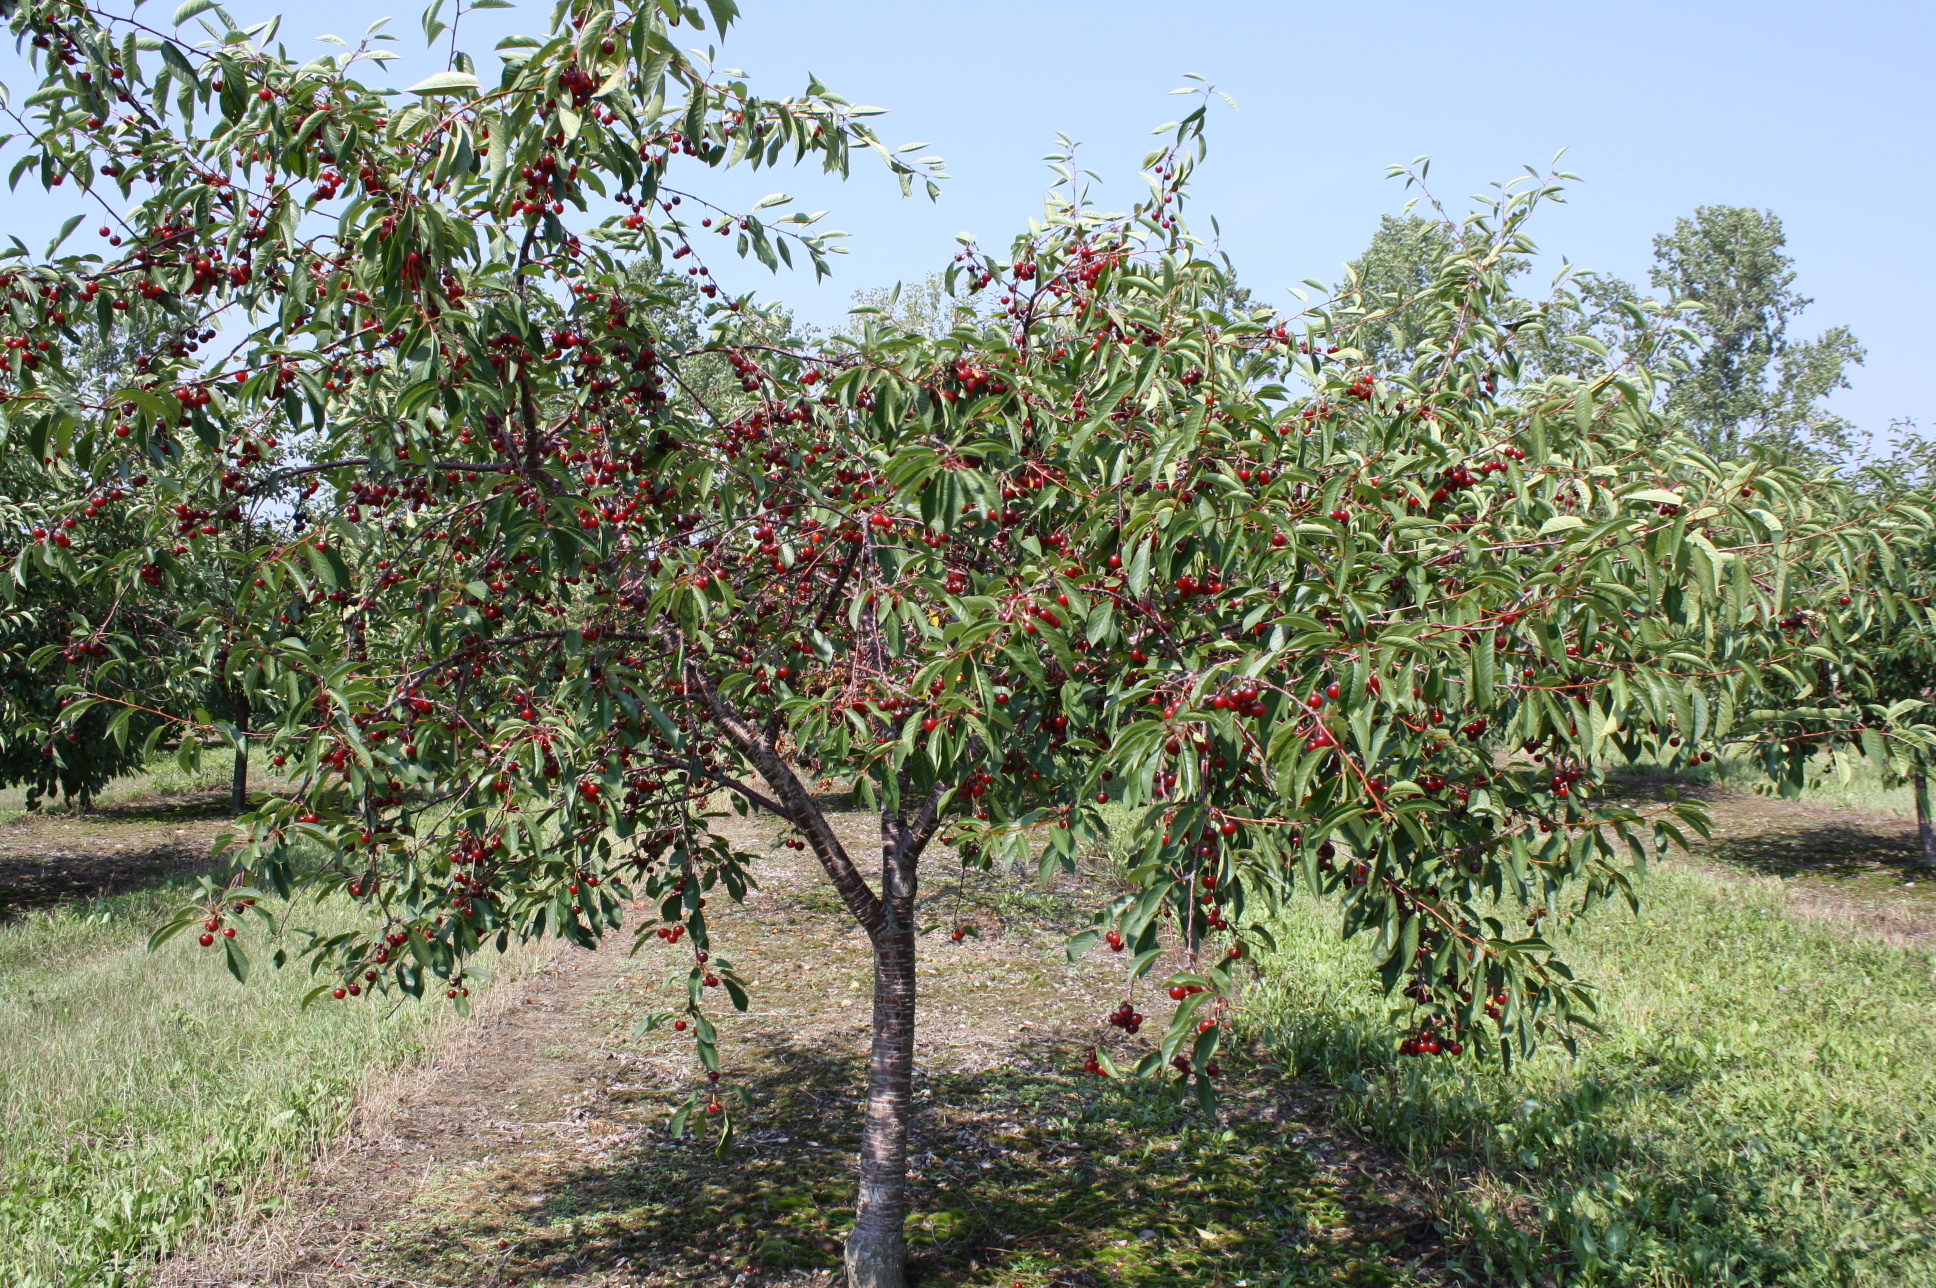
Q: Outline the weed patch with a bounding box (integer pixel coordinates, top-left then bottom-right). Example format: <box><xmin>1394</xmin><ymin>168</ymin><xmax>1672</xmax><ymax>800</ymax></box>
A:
<box><xmin>1250</xmin><ymin>861</ymin><xmax>1936</xmax><ymax>1287</ymax></box>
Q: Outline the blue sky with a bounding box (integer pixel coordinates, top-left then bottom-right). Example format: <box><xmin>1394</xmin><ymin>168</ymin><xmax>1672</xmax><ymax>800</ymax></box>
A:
<box><xmin>4</xmin><ymin>0</ymin><xmax>1929</xmax><ymax>438</ymax></box>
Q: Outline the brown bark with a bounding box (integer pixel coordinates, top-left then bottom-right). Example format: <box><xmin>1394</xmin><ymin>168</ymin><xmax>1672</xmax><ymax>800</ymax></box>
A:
<box><xmin>845</xmin><ymin>805</ymin><xmax>920</xmax><ymax>1288</ymax></box>
<box><xmin>684</xmin><ymin>663</ymin><xmax>938</xmax><ymax>1288</ymax></box>
<box><xmin>230</xmin><ymin>698</ymin><xmax>249</xmax><ymax>817</ymax></box>
<box><xmin>1914</xmin><ymin>770</ymin><xmax>1936</xmax><ymax>870</ymax></box>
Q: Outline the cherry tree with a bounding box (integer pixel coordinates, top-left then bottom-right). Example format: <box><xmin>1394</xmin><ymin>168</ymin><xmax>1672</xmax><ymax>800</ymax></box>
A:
<box><xmin>1</xmin><ymin>3</ymin><xmax>1914</xmax><ymax>1285</ymax></box>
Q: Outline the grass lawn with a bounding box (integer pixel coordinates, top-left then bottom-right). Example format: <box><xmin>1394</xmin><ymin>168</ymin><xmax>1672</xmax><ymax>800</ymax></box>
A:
<box><xmin>1249</xmin><ymin>858</ymin><xmax>1936</xmax><ymax>1287</ymax></box>
<box><xmin>0</xmin><ymin>874</ymin><xmax>503</xmax><ymax>1288</ymax></box>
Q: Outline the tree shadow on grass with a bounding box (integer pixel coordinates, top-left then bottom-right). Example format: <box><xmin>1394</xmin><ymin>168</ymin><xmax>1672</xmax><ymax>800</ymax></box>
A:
<box><xmin>0</xmin><ymin>791</ymin><xmax>241</xmax><ymax>919</ymax></box>
<box><xmin>80</xmin><ymin>790</ymin><xmax>238</xmax><ymax>824</ymax></box>
<box><xmin>0</xmin><ymin>837</ymin><xmax>219</xmax><ymax>920</ymax></box>
<box><xmin>1704</xmin><ymin>824</ymin><xmax>1925</xmax><ymax>882</ymax></box>
<box><xmin>1608</xmin><ymin>771</ymin><xmax>1932</xmax><ymax>884</ymax></box>
<box><xmin>384</xmin><ymin>1032</ymin><xmax>1445</xmax><ymax>1288</ymax></box>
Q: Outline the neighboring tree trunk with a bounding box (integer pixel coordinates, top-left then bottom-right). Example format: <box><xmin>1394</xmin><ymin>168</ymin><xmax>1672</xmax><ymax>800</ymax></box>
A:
<box><xmin>1914</xmin><ymin>769</ymin><xmax>1936</xmax><ymax>870</ymax></box>
<box><xmin>230</xmin><ymin>697</ymin><xmax>249</xmax><ymax>816</ymax></box>
<box><xmin>846</xmin><ymin>811</ymin><xmax>919</xmax><ymax>1288</ymax></box>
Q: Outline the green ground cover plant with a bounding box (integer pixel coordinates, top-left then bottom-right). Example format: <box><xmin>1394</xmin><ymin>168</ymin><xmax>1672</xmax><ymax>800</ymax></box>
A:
<box><xmin>1249</xmin><ymin>861</ymin><xmax>1936</xmax><ymax>1287</ymax></box>
<box><xmin>0</xmin><ymin>875</ymin><xmax>505</xmax><ymax>1288</ymax></box>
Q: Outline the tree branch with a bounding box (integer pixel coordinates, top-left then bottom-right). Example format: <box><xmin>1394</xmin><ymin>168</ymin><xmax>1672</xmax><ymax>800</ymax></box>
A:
<box><xmin>658</xmin><ymin>755</ymin><xmax>794</xmax><ymax>822</ymax></box>
<box><xmin>245</xmin><ymin>457</ymin><xmax>518</xmax><ymax>497</ymax></box>
<box><xmin>766</xmin><ymin>533</ymin><xmax>866</xmax><ymax>745</ymax></box>
<box><xmin>685</xmin><ymin>661</ymin><xmax>885</xmax><ymax>939</ymax></box>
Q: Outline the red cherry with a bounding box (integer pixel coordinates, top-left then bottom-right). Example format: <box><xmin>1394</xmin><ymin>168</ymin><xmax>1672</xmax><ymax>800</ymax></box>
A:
<box><xmin>198</xmin><ymin>932</ymin><xmax>215</xmax><ymax>946</ymax></box>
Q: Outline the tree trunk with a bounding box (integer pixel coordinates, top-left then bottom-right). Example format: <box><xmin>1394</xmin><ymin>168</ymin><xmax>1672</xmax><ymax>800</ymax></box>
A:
<box><xmin>679</xmin><ymin>665</ymin><xmax>943</xmax><ymax>1288</ymax></box>
<box><xmin>230</xmin><ymin>698</ymin><xmax>249</xmax><ymax>817</ymax></box>
<box><xmin>845</xmin><ymin>811</ymin><xmax>920</xmax><ymax>1288</ymax></box>
<box><xmin>1914</xmin><ymin>770</ymin><xmax>1936</xmax><ymax>870</ymax></box>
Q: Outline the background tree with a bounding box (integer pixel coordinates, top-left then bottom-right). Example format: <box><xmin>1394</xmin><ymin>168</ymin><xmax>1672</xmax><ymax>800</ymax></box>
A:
<box><xmin>1651</xmin><ymin>206</ymin><xmax>1864</xmax><ymax>461</ymax></box>
<box><xmin>1337</xmin><ymin>208</ymin><xmax>1659</xmax><ymax>389</ymax></box>
<box><xmin>0</xmin><ymin>319</ymin><xmax>221</xmax><ymax>806</ymax></box>
<box><xmin>850</xmin><ymin>273</ymin><xmax>960</xmax><ymax>340</ymax></box>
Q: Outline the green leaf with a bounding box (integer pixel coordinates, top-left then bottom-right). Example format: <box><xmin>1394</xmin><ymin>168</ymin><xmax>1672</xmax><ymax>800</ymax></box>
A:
<box><xmin>223</xmin><ymin>936</ymin><xmax>251</xmax><ymax>983</ymax></box>
<box><xmin>1538</xmin><ymin>515</ymin><xmax>1586</xmax><ymax>537</ymax></box>
<box><xmin>45</xmin><ymin>214</ymin><xmax>83</xmax><ymax>258</ymax></box>
<box><xmin>173</xmin><ymin>0</ymin><xmax>220</xmax><ymax>23</ymax></box>
<box><xmin>405</xmin><ymin>70</ymin><xmax>480</xmax><ymax>95</ymax></box>
<box><xmin>148</xmin><ymin>914</ymin><xmax>197</xmax><ymax>952</ymax></box>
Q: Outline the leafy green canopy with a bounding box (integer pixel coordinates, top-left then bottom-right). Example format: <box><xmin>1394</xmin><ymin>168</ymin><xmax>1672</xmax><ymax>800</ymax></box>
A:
<box><xmin>0</xmin><ymin>0</ymin><xmax>1924</xmax><ymax>1133</ymax></box>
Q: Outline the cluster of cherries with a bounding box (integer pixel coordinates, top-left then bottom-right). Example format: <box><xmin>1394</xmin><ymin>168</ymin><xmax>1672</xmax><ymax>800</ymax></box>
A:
<box><xmin>1398</xmin><ymin>1028</ymin><xmax>1464</xmax><ymax>1058</ymax></box>
<box><xmin>1105</xmin><ymin>1000</ymin><xmax>1146</xmax><ymax>1034</ymax></box>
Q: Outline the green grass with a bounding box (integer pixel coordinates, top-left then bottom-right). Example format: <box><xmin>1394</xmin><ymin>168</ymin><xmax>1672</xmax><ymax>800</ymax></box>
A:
<box><xmin>0</xmin><ymin>746</ymin><xmax>242</xmax><ymax>819</ymax></box>
<box><xmin>0</xmin><ymin>876</ymin><xmax>510</xmax><ymax>1288</ymax></box>
<box><xmin>1247</xmin><ymin>860</ymin><xmax>1936</xmax><ymax>1287</ymax></box>
<box><xmin>1616</xmin><ymin>745</ymin><xmax>1918</xmax><ymax>819</ymax></box>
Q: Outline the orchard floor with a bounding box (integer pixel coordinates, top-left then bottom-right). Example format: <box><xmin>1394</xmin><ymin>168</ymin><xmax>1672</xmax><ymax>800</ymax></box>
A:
<box><xmin>1613</xmin><ymin>775</ymin><xmax>1936</xmax><ymax>941</ymax></box>
<box><xmin>156</xmin><ymin>804</ymin><xmax>1449</xmax><ymax>1288</ymax></box>
<box><xmin>0</xmin><ymin>790</ymin><xmax>234</xmax><ymax>918</ymax></box>
<box><xmin>120</xmin><ymin>783</ymin><xmax>1936</xmax><ymax>1288</ymax></box>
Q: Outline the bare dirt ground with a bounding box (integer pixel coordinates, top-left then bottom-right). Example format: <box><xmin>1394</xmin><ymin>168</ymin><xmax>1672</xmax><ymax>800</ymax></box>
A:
<box><xmin>1616</xmin><ymin>775</ymin><xmax>1936</xmax><ymax>944</ymax></box>
<box><xmin>0</xmin><ymin>791</ymin><xmax>235</xmax><ymax>918</ymax></box>
<box><xmin>158</xmin><ymin>806</ymin><xmax>1448</xmax><ymax>1288</ymax></box>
